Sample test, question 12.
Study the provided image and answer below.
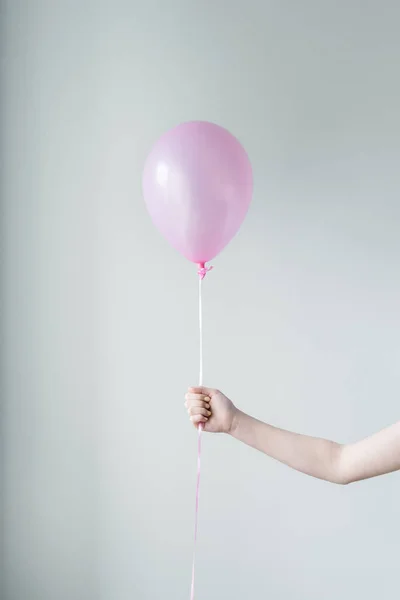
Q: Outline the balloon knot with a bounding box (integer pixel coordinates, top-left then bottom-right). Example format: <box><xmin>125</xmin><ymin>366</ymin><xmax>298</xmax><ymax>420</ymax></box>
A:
<box><xmin>197</xmin><ymin>264</ymin><xmax>213</xmax><ymax>280</ymax></box>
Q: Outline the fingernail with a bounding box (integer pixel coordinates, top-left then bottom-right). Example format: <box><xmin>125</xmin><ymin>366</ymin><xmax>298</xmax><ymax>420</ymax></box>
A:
<box><xmin>207</xmin><ymin>411</ymin><xmax>211</xmax><ymax>416</ymax></box>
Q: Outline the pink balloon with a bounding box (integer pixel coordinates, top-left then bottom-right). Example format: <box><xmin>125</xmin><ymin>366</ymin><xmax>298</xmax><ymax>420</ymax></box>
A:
<box><xmin>142</xmin><ymin>121</ymin><xmax>253</xmax><ymax>266</ymax></box>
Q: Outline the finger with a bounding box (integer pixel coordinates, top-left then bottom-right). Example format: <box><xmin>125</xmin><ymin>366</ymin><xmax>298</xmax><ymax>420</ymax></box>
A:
<box><xmin>185</xmin><ymin>400</ymin><xmax>210</xmax><ymax>410</ymax></box>
<box><xmin>185</xmin><ymin>395</ymin><xmax>210</xmax><ymax>409</ymax></box>
<box><xmin>188</xmin><ymin>406</ymin><xmax>211</xmax><ymax>418</ymax></box>
<box><xmin>185</xmin><ymin>393</ymin><xmax>210</xmax><ymax>407</ymax></box>
<box><xmin>185</xmin><ymin>392</ymin><xmax>210</xmax><ymax>402</ymax></box>
<box><xmin>188</xmin><ymin>386</ymin><xmax>214</xmax><ymax>396</ymax></box>
<box><xmin>190</xmin><ymin>414</ymin><xmax>208</xmax><ymax>425</ymax></box>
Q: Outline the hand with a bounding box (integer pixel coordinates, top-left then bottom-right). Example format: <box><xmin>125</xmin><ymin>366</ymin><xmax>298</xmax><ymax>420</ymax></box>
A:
<box><xmin>185</xmin><ymin>387</ymin><xmax>238</xmax><ymax>434</ymax></box>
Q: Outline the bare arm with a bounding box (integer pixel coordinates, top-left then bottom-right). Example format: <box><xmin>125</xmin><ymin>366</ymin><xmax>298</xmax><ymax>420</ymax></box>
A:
<box><xmin>186</xmin><ymin>387</ymin><xmax>400</xmax><ymax>485</ymax></box>
<box><xmin>231</xmin><ymin>412</ymin><xmax>400</xmax><ymax>484</ymax></box>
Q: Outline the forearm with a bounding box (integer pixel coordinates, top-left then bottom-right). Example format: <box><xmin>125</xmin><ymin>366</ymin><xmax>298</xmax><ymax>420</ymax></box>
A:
<box><xmin>230</xmin><ymin>411</ymin><xmax>345</xmax><ymax>484</ymax></box>
<box><xmin>186</xmin><ymin>386</ymin><xmax>400</xmax><ymax>484</ymax></box>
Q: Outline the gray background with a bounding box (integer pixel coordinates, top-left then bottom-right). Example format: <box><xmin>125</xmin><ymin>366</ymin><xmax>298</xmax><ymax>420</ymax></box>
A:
<box><xmin>1</xmin><ymin>1</ymin><xmax>400</xmax><ymax>599</ymax></box>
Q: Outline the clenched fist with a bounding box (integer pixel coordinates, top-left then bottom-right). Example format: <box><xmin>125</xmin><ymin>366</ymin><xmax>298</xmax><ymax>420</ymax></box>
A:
<box><xmin>184</xmin><ymin>387</ymin><xmax>238</xmax><ymax>434</ymax></box>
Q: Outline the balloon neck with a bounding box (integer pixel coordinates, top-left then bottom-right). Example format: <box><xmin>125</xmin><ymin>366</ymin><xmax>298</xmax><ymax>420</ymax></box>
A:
<box><xmin>197</xmin><ymin>263</ymin><xmax>213</xmax><ymax>280</ymax></box>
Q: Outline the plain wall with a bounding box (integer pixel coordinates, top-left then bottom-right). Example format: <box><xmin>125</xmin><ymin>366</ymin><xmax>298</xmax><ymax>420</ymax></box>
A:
<box><xmin>1</xmin><ymin>1</ymin><xmax>400</xmax><ymax>599</ymax></box>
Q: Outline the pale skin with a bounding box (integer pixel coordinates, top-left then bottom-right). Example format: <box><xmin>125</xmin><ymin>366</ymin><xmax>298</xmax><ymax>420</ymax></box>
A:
<box><xmin>185</xmin><ymin>387</ymin><xmax>400</xmax><ymax>485</ymax></box>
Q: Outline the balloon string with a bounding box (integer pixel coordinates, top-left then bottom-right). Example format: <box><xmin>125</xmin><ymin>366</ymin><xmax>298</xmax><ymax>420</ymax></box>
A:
<box><xmin>190</xmin><ymin>266</ymin><xmax>211</xmax><ymax>600</ymax></box>
<box><xmin>190</xmin><ymin>412</ymin><xmax>202</xmax><ymax>600</ymax></box>
<box><xmin>198</xmin><ymin>276</ymin><xmax>203</xmax><ymax>387</ymax></box>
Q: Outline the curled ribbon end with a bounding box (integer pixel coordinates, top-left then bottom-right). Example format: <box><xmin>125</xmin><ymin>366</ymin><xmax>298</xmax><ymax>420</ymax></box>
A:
<box><xmin>197</xmin><ymin>263</ymin><xmax>213</xmax><ymax>280</ymax></box>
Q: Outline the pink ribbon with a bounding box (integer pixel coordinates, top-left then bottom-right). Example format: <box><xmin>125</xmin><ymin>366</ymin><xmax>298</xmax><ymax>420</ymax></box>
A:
<box><xmin>197</xmin><ymin>264</ymin><xmax>213</xmax><ymax>280</ymax></box>
<box><xmin>190</xmin><ymin>423</ymin><xmax>203</xmax><ymax>600</ymax></box>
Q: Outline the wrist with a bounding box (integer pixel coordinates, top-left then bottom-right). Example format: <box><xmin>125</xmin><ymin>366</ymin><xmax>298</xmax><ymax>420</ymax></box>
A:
<box><xmin>228</xmin><ymin>408</ymin><xmax>243</xmax><ymax>436</ymax></box>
